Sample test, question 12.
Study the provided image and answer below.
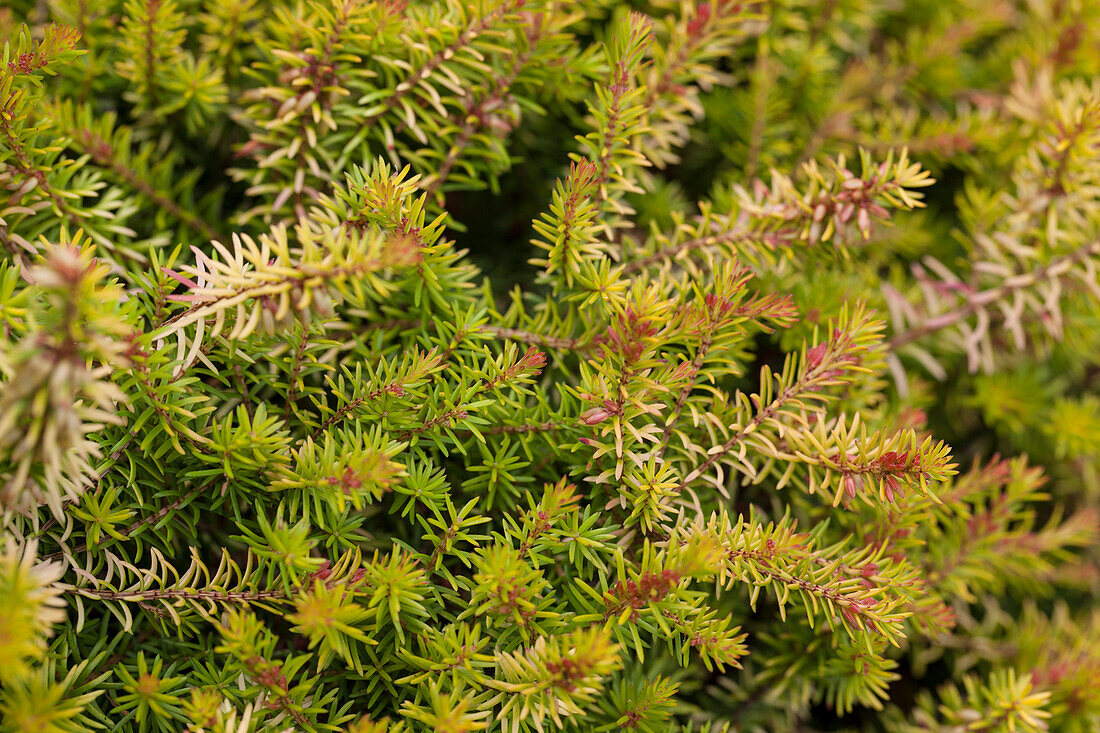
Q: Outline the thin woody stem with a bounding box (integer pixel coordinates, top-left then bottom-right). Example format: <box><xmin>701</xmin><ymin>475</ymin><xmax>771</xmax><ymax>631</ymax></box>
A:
<box><xmin>62</xmin><ymin>585</ymin><xmax>287</xmax><ymax>603</ymax></box>
<box><xmin>70</xmin><ymin>127</ymin><xmax>223</xmax><ymax>242</ymax></box>
<box><xmin>675</xmin><ymin>336</ymin><xmax>860</xmax><ymax>494</ymax></box>
<box><xmin>425</xmin><ymin>20</ymin><xmax>543</xmax><ymax>196</ymax></box>
<box><xmin>43</xmin><ymin>483</ymin><xmax>206</xmax><ymax>562</ymax></box>
<box><xmin>351</xmin><ymin>0</ymin><xmax>526</xmax><ymax>139</ymax></box>
<box><xmin>657</xmin><ymin>331</ymin><xmax>711</xmax><ymax>459</ymax></box>
<box><xmin>887</xmin><ymin>239</ymin><xmax>1100</xmax><ymax>349</ymax></box>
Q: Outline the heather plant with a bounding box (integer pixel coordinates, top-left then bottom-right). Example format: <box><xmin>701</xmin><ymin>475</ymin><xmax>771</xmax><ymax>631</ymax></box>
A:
<box><xmin>0</xmin><ymin>2</ymin><xmax>1098</xmax><ymax>733</ymax></box>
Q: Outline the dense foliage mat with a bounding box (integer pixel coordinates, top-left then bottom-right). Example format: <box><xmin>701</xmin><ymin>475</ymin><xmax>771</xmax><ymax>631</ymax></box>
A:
<box><xmin>0</xmin><ymin>1</ymin><xmax>1098</xmax><ymax>731</ymax></box>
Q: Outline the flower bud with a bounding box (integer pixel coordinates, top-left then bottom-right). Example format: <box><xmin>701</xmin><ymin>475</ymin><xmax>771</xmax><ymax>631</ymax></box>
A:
<box><xmin>580</xmin><ymin>407</ymin><xmax>610</xmax><ymax>425</ymax></box>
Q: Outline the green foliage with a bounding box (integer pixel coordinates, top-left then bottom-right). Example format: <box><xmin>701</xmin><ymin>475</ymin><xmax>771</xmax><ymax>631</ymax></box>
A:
<box><xmin>1</xmin><ymin>2</ymin><xmax>1099</xmax><ymax>733</ymax></box>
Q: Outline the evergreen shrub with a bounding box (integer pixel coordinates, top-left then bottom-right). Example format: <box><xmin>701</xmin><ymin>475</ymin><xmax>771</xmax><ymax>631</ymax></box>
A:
<box><xmin>1</xmin><ymin>1</ymin><xmax>1098</xmax><ymax>731</ymax></box>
